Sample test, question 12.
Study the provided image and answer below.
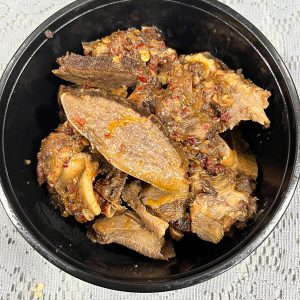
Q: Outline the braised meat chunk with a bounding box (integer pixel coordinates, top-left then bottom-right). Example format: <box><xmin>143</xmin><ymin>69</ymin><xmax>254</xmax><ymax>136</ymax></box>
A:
<box><xmin>36</xmin><ymin>26</ymin><xmax>271</xmax><ymax>259</ymax></box>
<box><xmin>190</xmin><ymin>169</ymin><xmax>257</xmax><ymax>243</ymax></box>
<box><xmin>37</xmin><ymin>122</ymin><xmax>101</xmax><ymax>222</ymax></box>
<box><xmin>182</xmin><ymin>52</ymin><xmax>270</xmax><ymax>129</ymax></box>
<box><xmin>92</xmin><ymin>211</ymin><xmax>175</xmax><ymax>260</ymax></box>
<box><xmin>94</xmin><ymin>167</ymin><xmax>127</xmax><ymax>218</ymax></box>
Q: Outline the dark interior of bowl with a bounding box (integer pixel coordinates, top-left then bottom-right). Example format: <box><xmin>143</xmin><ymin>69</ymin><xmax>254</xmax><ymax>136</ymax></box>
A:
<box><xmin>0</xmin><ymin>0</ymin><xmax>297</xmax><ymax>292</ymax></box>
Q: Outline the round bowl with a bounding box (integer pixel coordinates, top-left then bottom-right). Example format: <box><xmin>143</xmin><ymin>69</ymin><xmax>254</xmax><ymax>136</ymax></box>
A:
<box><xmin>0</xmin><ymin>0</ymin><xmax>299</xmax><ymax>292</ymax></box>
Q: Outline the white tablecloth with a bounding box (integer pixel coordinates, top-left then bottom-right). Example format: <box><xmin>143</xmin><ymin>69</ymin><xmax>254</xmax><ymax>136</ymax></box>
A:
<box><xmin>0</xmin><ymin>0</ymin><xmax>299</xmax><ymax>299</ymax></box>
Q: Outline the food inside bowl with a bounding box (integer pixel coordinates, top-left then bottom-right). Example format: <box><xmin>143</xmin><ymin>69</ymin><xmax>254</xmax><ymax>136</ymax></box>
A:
<box><xmin>36</xmin><ymin>26</ymin><xmax>270</xmax><ymax>260</ymax></box>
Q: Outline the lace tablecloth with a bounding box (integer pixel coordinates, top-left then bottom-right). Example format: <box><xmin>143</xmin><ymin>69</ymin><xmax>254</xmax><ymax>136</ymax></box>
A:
<box><xmin>0</xmin><ymin>0</ymin><xmax>299</xmax><ymax>299</ymax></box>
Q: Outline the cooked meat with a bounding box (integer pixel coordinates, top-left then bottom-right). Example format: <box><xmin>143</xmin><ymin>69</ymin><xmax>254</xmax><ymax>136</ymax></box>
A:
<box><xmin>190</xmin><ymin>167</ymin><xmax>257</xmax><ymax>243</ymax></box>
<box><xmin>139</xmin><ymin>185</ymin><xmax>188</xmax><ymax>222</ymax></box>
<box><xmin>127</xmin><ymin>78</ymin><xmax>161</xmax><ymax>113</ymax></box>
<box><xmin>171</xmin><ymin>214</ymin><xmax>192</xmax><ymax>233</ymax></box>
<box><xmin>94</xmin><ymin>167</ymin><xmax>127</xmax><ymax>218</ymax></box>
<box><xmin>37</xmin><ymin>26</ymin><xmax>271</xmax><ymax>258</ymax></box>
<box><xmin>53</xmin><ymin>53</ymin><xmax>138</xmax><ymax>89</ymax></box>
<box><xmin>82</xmin><ymin>27</ymin><xmax>177</xmax><ymax>74</ymax></box>
<box><xmin>61</xmin><ymin>91</ymin><xmax>189</xmax><ymax>196</ymax></box>
<box><xmin>156</xmin><ymin>62</ymin><xmax>219</xmax><ymax>143</ymax></box>
<box><xmin>190</xmin><ymin>200</ymin><xmax>224</xmax><ymax>243</ymax></box>
<box><xmin>122</xmin><ymin>180</ymin><xmax>169</xmax><ymax>238</ymax></box>
<box><xmin>182</xmin><ymin>52</ymin><xmax>270</xmax><ymax>129</ymax></box>
<box><xmin>82</xmin><ymin>26</ymin><xmax>177</xmax><ymax>110</ymax></box>
<box><xmin>57</xmin><ymin>152</ymin><xmax>100</xmax><ymax>221</ymax></box>
<box><xmin>37</xmin><ymin>122</ymin><xmax>101</xmax><ymax>222</ymax></box>
<box><xmin>218</xmin><ymin>135</ymin><xmax>258</xmax><ymax>180</ymax></box>
<box><xmin>37</xmin><ymin>122</ymin><xmax>89</xmax><ymax>185</ymax></box>
<box><xmin>92</xmin><ymin>210</ymin><xmax>175</xmax><ymax>260</ymax></box>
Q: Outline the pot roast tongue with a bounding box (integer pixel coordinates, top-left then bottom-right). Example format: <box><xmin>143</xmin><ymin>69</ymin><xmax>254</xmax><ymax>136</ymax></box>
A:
<box><xmin>61</xmin><ymin>91</ymin><xmax>188</xmax><ymax>197</ymax></box>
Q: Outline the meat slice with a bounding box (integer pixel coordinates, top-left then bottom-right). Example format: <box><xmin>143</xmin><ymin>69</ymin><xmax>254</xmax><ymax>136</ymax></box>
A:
<box><xmin>37</xmin><ymin>122</ymin><xmax>101</xmax><ymax>222</ymax></box>
<box><xmin>52</xmin><ymin>53</ymin><xmax>138</xmax><ymax>89</ymax></box>
<box><xmin>61</xmin><ymin>91</ymin><xmax>189</xmax><ymax>196</ymax></box>
<box><xmin>182</xmin><ymin>52</ymin><xmax>270</xmax><ymax>129</ymax></box>
<box><xmin>94</xmin><ymin>168</ymin><xmax>127</xmax><ymax>218</ymax></box>
<box><xmin>122</xmin><ymin>181</ymin><xmax>169</xmax><ymax>238</ymax></box>
<box><xmin>92</xmin><ymin>211</ymin><xmax>175</xmax><ymax>260</ymax></box>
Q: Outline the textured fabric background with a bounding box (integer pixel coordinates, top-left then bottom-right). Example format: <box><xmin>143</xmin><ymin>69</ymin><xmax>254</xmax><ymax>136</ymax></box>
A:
<box><xmin>0</xmin><ymin>0</ymin><xmax>299</xmax><ymax>299</ymax></box>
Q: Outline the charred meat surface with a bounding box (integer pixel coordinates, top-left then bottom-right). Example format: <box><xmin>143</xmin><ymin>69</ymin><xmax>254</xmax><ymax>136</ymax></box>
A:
<box><xmin>36</xmin><ymin>26</ymin><xmax>270</xmax><ymax>259</ymax></box>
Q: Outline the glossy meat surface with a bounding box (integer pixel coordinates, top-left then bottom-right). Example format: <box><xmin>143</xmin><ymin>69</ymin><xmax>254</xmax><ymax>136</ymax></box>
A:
<box><xmin>61</xmin><ymin>91</ymin><xmax>189</xmax><ymax>196</ymax></box>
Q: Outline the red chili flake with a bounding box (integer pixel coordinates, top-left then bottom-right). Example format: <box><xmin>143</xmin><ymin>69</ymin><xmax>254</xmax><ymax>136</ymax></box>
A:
<box><xmin>182</xmin><ymin>106</ymin><xmax>189</xmax><ymax>115</ymax></box>
<box><xmin>65</xmin><ymin>127</ymin><xmax>74</xmax><ymax>136</ymax></box>
<box><xmin>213</xmin><ymin>164</ymin><xmax>223</xmax><ymax>174</ymax></box>
<box><xmin>203</xmin><ymin>123</ymin><xmax>210</xmax><ymax>131</ymax></box>
<box><xmin>104</xmin><ymin>130</ymin><xmax>112</xmax><ymax>138</ymax></box>
<box><xmin>200</xmin><ymin>157</ymin><xmax>208</xmax><ymax>169</ymax></box>
<box><xmin>63</xmin><ymin>161</ymin><xmax>68</xmax><ymax>168</ymax></box>
<box><xmin>138</xmin><ymin>75</ymin><xmax>147</xmax><ymax>83</ymax></box>
<box><xmin>73</xmin><ymin>116</ymin><xmax>85</xmax><ymax>127</ymax></box>
<box><xmin>187</xmin><ymin>136</ymin><xmax>196</xmax><ymax>145</ymax></box>
<box><xmin>206</xmin><ymin>161</ymin><xmax>224</xmax><ymax>176</ymax></box>
<box><xmin>136</xmin><ymin>43</ymin><xmax>145</xmax><ymax>49</ymax></box>
<box><xmin>220</xmin><ymin>112</ymin><xmax>230</xmax><ymax>122</ymax></box>
<box><xmin>118</xmin><ymin>143</ymin><xmax>126</xmax><ymax>152</ymax></box>
<box><xmin>172</xmin><ymin>130</ymin><xmax>180</xmax><ymax>141</ymax></box>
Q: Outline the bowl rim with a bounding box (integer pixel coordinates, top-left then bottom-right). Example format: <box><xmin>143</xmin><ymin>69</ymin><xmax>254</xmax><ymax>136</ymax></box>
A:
<box><xmin>0</xmin><ymin>0</ymin><xmax>299</xmax><ymax>292</ymax></box>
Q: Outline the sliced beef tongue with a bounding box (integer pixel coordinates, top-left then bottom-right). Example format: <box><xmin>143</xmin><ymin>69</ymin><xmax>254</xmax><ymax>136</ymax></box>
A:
<box><xmin>60</xmin><ymin>90</ymin><xmax>189</xmax><ymax>197</ymax></box>
<box><xmin>92</xmin><ymin>210</ymin><xmax>175</xmax><ymax>260</ymax></box>
<box><xmin>53</xmin><ymin>53</ymin><xmax>138</xmax><ymax>89</ymax></box>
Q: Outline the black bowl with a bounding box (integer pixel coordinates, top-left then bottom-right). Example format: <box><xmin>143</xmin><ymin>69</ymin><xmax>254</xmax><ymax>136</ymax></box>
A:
<box><xmin>0</xmin><ymin>0</ymin><xmax>299</xmax><ymax>292</ymax></box>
